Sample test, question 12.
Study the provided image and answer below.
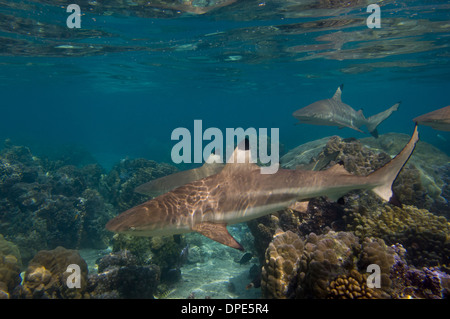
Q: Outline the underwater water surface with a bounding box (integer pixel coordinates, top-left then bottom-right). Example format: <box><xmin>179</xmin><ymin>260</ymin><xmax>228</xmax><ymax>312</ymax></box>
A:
<box><xmin>0</xmin><ymin>0</ymin><xmax>449</xmax><ymax>300</ymax></box>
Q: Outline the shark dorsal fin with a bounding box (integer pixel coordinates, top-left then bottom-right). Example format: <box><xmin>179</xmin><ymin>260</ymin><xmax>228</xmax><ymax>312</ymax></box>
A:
<box><xmin>192</xmin><ymin>222</ymin><xmax>244</xmax><ymax>251</ymax></box>
<box><xmin>204</xmin><ymin>152</ymin><xmax>222</xmax><ymax>164</ymax></box>
<box><xmin>332</xmin><ymin>84</ymin><xmax>344</xmax><ymax>102</ymax></box>
<box><xmin>222</xmin><ymin>138</ymin><xmax>259</xmax><ymax>173</ymax></box>
<box><xmin>326</xmin><ymin>163</ymin><xmax>352</xmax><ymax>176</ymax></box>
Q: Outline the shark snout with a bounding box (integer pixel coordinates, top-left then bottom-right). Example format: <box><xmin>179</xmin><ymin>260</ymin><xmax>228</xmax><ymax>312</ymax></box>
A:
<box><xmin>105</xmin><ymin>205</ymin><xmax>150</xmax><ymax>233</ymax></box>
<box><xmin>105</xmin><ymin>216</ymin><xmax>129</xmax><ymax>233</ymax></box>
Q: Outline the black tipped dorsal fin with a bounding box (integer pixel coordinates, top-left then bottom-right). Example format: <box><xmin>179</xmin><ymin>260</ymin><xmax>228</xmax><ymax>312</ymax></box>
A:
<box><xmin>332</xmin><ymin>84</ymin><xmax>344</xmax><ymax>102</ymax></box>
<box><xmin>192</xmin><ymin>222</ymin><xmax>244</xmax><ymax>251</ymax></box>
<box><xmin>223</xmin><ymin>138</ymin><xmax>259</xmax><ymax>173</ymax></box>
<box><xmin>204</xmin><ymin>152</ymin><xmax>222</xmax><ymax>165</ymax></box>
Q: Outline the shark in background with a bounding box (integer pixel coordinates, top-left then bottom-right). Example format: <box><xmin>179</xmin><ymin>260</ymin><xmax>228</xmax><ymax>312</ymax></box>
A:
<box><xmin>413</xmin><ymin>105</ymin><xmax>450</xmax><ymax>131</ymax></box>
<box><xmin>293</xmin><ymin>84</ymin><xmax>400</xmax><ymax>138</ymax></box>
<box><xmin>106</xmin><ymin>125</ymin><xmax>419</xmax><ymax>250</ymax></box>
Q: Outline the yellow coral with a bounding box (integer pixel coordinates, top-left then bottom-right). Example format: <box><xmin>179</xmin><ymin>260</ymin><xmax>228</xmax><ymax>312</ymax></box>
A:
<box><xmin>327</xmin><ymin>270</ymin><xmax>386</xmax><ymax>299</ymax></box>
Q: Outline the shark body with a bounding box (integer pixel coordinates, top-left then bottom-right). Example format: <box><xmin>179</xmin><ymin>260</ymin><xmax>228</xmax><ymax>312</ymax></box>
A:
<box><xmin>293</xmin><ymin>85</ymin><xmax>400</xmax><ymax>137</ymax></box>
<box><xmin>134</xmin><ymin>154</ymin><xmax>225</xmax><ymax>197</ymax></box>
<box><xmin>106</xmin><ymin>126</ymin><xmax>419</xmax><ymax>250</ymax></box>
<box><xmin>413</xmin><ymin>105</ymin><xmax>450</xmax><ymax>131</ymax></box>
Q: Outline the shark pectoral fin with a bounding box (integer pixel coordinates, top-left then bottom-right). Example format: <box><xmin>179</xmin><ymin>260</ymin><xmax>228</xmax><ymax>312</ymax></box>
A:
<box><xmin>192</xmin><ymin>222</ymin><xmax>244</xmax><ymax>251</ymax></box>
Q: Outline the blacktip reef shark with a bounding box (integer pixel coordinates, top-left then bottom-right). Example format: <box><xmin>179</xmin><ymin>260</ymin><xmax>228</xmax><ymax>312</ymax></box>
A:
<box><xmin>293</xmin><ymin>84</ymin><xmax>400</xmax><ymax>138</ymax></box>
<box><xmin>413</xmin><ymin>105</ymin><xmax>450</xmax><ymax>131</ymax></box>
<box><xmin>106</xmin><ymin>125</ymin><xmax>419</xmax><ymax>250</ymax></box>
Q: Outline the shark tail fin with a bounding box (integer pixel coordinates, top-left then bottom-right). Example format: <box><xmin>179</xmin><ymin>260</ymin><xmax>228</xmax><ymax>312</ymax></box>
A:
<box><xmin>368</xmin><ymin>124</ymin><xmax>419</xmax><ymax>205</ymax></box>
<box><xmin>366</xmin><ymin>102</ymin><xmax>401</xmax><ymax>138</ymax></box>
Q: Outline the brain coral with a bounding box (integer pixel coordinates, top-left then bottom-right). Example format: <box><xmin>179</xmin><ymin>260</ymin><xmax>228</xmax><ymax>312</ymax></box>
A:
<box><xmin>16</xmin><ymin>246</ymin><xmax>89</xmax><ymax>299</ymax></box>
<box><xmin>345</xmin><ymin>204</ymin><xmax>450</xmax><ymax>267</ymax></box>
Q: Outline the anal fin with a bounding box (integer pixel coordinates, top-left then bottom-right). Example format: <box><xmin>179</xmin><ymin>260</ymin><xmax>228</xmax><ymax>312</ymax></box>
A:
<box><xmin>192</xmin><ymin>222</ymin><xmax>244</xmax><ymax>251</ymax></box>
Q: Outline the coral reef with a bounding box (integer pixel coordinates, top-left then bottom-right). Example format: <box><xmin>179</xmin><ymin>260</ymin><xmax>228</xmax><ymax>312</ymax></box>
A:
<box><xmin>261</xmin><ymin>227</ymin><xmax>450</xmax><ymax>299</ymax></box>
<box><xmin>101</xmin><ymin>158</ymin><xmax>177</xmax><ymax>211</ymax></box>
<box><xmin>88</xmin><ymin>250</ymin><xmax>160</xmax><ymax>299</ymax></box>
<box><xmin>316</xmin><ymin>136</ymin><xmax>392</xmax><ymax>175</ymax></box>
<box><xmin>261</xmin><ymin>230</ymin><xmax>400</xmax><ymax>299</ymax></box>
<box><xmin>345</xmin><ymin>204</ymin><xmax>450</xmax><ymax>267</ymax></box>
<box><xmin>361</xmin><ymin>133</ymin><xmax>450</xmax><ymax>212</ymax></box>
<box><xmin>260</xmin><ymin>230</ymin><xmax>303</xmax><ymax>299</ymax></box>
<box><xmin>0</xmin><ymin>234</ymin><xmax>22</xmax><ymax>298</ymax></box>
<box><xmin>248</xmin><ymin>197</ymin><xmax>347</xmax><ymax>265</ymax></box>
<box><xmin>14</xmin><ymin>246</ymin><xmax>89</xmax><ymax>299</ymax></box>
<box><xmin>0</xmin><ymin>142</ymin><xmax>116</xmax><ymax>263</ymax></box>
<box><xmin>111</xmin><ymin>233</ymin><xmax>186</xmax><ymax>284</ymax></box>
<box><xmin>327</xmin><ymin>270</ymin><xmax>381</xmax><ymax>299</ymax></box>
<box><xmin>389</xmin><ymin>244</ymin><xmax>450</xmax><ymax>299</ymax></box>
<box><xmin>281</xmin><ymin>134</ymin><xmax>450</xmax><ymax>212</ymax></box>
<box><xmin>0</xmin><ymin>141</ymin><xmax>177</xmax><ymax>264</ymax></box>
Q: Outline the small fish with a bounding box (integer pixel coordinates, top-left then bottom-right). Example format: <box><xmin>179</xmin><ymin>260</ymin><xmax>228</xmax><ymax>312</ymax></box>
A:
<box><xmin>238</xmin><ymin>252</ymin><xmax>253</xmax><ymax>265</ymax></box>
<box><xmin>180</xmin><ymin>244</ymin><xmax>189</xmax><ymax>264</ymax></box>
<box><xmin>154</xmin><ymin>288</ymin><xmax>176</xmax><ymax>299</ymax></box>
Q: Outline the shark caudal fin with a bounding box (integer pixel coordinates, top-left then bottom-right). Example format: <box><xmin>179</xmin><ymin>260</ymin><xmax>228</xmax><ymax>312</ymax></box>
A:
<box><xmin>366</xmin><ymin>102</ymin><xmax>401</xmax><ymax>138</ymax></box>
<box><xmin>368</xmin><ymin>124</ymin><xmax>419</xmax><ymax>205</ymax></box>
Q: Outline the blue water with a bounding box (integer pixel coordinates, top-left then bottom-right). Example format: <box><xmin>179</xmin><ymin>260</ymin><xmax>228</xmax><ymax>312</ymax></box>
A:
<box><xmin>1</xmin><ymin>1</ymin><xmax>449</xmax><ymax>169</ymax></box>
<box><xmin>1</xmin><ymin>0</ymin><xmax>450</xmax><ymax>301</ymax></box>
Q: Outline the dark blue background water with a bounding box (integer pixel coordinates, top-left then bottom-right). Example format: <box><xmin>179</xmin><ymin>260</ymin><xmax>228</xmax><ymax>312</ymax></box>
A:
<box><xmin>1</xmin><ymin>4</ymin><xmax>449</xmax><ymax>170</ymax></box>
